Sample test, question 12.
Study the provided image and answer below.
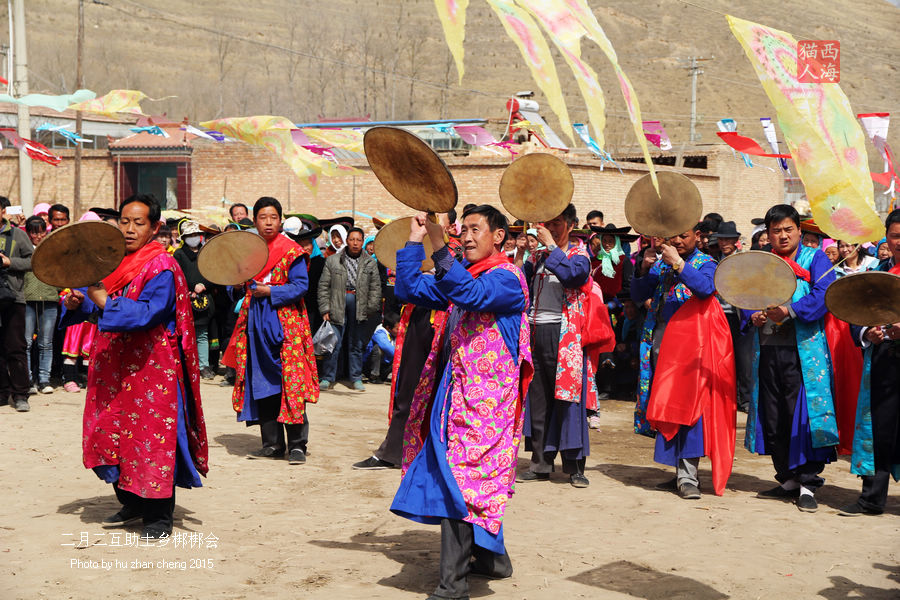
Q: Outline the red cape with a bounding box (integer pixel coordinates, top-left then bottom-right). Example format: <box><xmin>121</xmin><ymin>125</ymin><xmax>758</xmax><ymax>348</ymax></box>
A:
<box><xmin>646</xmin><ymin>295</ymin><xmax>736</xmax><ymax>496</ymax></box>
<box><xmin>824</xmin><ymin>313</ymin><xmax>863</xmax><ymax>455</ymax></box>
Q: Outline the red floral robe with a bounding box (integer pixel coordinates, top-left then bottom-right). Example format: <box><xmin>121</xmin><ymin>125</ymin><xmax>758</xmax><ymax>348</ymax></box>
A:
<box><xmin>84</xmin><ymin>252</ymin><xmax>209</xmax><ymax>499</ymax></box>
<box><xmin>230</xmin><ymin>240</ymin><xmax>319</xmax><ymax>424</ymax></box>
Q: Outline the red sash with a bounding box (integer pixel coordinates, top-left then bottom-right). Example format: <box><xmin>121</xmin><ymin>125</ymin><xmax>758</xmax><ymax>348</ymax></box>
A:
<box><xmin>257</xmin><ymin>234</ymin><xmax>300</xmax><ymax>280</ymax></box>
<box><xmin>824</xmin><ymin>313</ymin><xmax>863</xmax><ymax>455</ymax></box>
<box><xmin>772</xmin><ymin>247</ymin><xmax>811</xmax><ymax>283</ymax></box>
<box><xmin>647</xmin><ymin>296</ymin><xmax>736</xmax><ymax>496</ymax></box>
<box><xmin>102</xmin><ymin>242</ymin><xmax>166</xmax><ymax>294</ymax></box>
<box><xmin>466</xmin><ymin>251</ymin><xmax>511</xmax><ymax>277</ymax></box>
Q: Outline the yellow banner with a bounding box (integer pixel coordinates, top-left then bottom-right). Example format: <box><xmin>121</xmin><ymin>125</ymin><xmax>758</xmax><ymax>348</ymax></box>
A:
<box><xmin>201</xmin><ymin>116</ymin><xmax>359</xmax><ymax>193</ymax></box>
<box><xmin>67</xmin><ymin>90</ymin><xmax>147</xmax><ymax>117</ymax></box>
<box><xmin>728</xmin><ymin>15</ymin><xmax>881</xmax><ymax>243</ymax></box>
<box><xmin>434</xmin><ymin>0</ymin><xmax>470</xmax><ymax>84</ymax></box>
<box><xmin>486</xmin><ymin>0</ymin><xmax>575</xmax><ymax>145</ymax></box>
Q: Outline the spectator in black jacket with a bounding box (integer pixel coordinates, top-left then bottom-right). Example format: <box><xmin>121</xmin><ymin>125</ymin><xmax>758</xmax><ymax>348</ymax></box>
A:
<box><xmin>0</xmin><ymin>196</ymin><xmax>34</xmax><ymax>411</ymax></box>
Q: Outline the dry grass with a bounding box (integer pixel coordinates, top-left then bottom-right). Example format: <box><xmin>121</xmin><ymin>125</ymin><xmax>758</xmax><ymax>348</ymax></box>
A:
<box><xmin>14</xmin><ymin>0</ymin><xmax>900</xmax><ymax>156</ymax></box>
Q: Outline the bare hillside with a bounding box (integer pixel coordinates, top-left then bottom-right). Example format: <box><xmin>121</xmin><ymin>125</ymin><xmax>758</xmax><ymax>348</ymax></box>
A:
<box><xmin>13</xmin><ymin>0</ymin><xmax>900</xmax><ymax>153</ymax></box>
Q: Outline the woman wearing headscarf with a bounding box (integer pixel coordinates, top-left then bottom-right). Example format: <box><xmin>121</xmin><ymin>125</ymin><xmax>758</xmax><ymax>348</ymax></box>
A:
<box><xmin>324</xmin><ymin>225</ymin><xmax>347</xmax><ymax>258</ymax></box>
<box><xmin>589</xmin><ymin>224</ymin><xmax>637</xmax><ymax>300</ymax></box>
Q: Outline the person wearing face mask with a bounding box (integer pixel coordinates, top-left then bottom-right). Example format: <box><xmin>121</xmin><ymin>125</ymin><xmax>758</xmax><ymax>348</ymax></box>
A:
<box><xmin>173</xmin><ymin>221</ymin><xmax>216</xmax><ymax>380</ymax></box>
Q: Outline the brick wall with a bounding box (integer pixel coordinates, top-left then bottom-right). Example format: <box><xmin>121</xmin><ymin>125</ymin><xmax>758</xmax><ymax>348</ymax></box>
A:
<box><xmin>2</xmin><ymin>142</ymin><xmax>784</xmax><ymax>244</ymax></box>
<box><xmin>0</xmin><ymin>148</ymin><xmax>115</xmax><ymax>218</ymax></box>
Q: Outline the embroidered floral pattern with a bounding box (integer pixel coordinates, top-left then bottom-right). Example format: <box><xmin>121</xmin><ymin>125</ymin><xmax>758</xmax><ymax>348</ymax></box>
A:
<box><xmin>401</xmin><ymin>263</ymin><xmax>532</xmax><ymax>537</ymax></box>
<box><xmin>84</xmin><ymin>253</ymin><xmax>208</xmax><ymax>500</ymax></box>
<box><xmin>231</xmin><ymin>247</ymin><xmax>319</xmax><ymax>424</ymax></box>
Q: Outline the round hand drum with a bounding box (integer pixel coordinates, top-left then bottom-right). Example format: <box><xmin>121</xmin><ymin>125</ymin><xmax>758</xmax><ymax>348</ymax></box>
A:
<box><xmin>714</xmin><ymin>251</ymin><xmax>797</xmax><ymax>310</ymax></box>
<box><xmin>825</xmin><ymin>271</ymin><xmax>900</xmax><ymax>326</ymax></box>
<box><xmin>31</xmin><ymin>221</ymin><xmax>126</xmax><ymax>288</ymax></box>
<box><xmin>197</xmin><ymin>230</ymin><xmax>268</xmax><ymax>286</ymax></box>
<box><xmin>499</xmin><ymin>153</ymin><xmax>573</xmax><ymax>223</ymax></box>
<box><xmin>373</xmin><ymin>217</ymin><xmax>435</xmax><ymax>272</ymax></box>
<box><xmin>363</xmin><ymin>127</ymin><xmax>458</xmax><ymax>214</ymax></box>
<box><xmin>624</xmin><ymin>171</ymin><xmax>703</xmax><ymax>238</ymax></box>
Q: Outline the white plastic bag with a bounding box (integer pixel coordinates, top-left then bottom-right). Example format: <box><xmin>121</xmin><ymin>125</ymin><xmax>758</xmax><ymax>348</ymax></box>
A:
<box><xmin>312</xmin><ymin>321</ymin><xmax>338</xmax><ymax>356</ymax></box>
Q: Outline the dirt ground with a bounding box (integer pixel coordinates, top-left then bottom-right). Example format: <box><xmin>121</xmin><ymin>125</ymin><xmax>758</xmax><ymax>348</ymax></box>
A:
<box><xmin>2</xmin><ymin>378</ymin><xmax>897</xmax><ymax>600</ymax></box>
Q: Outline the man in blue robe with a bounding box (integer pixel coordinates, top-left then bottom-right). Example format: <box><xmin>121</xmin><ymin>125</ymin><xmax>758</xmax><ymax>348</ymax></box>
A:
<box><xmin>390</xmin><ymin>205</ymin><xmax>531</xmax><ymax>600</ymax></box>
<box><xmin>229</xmin><ymin>197</ymin><xmax>318</xmax><ymax>465</ymax></box>
<box><xmin>631</xmin><ymin>224</ymin><xmax>717</xmax><ymax>499</ymax></box>
<box><xmin>744</xmin><ymin>204</ymin><xmax>838</xmax><ymax>513</ymax></box>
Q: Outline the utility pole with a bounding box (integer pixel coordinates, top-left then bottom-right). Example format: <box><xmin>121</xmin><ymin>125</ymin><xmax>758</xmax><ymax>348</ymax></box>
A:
<box><xmin>11</xmin><ymin>0</ymin><xmax>32</xmax><ymax>214</ymax></box>
<box><xmin>681</xmin><ymin>56</ymin><xmax>714</xmax><ymax>143</ymax></box>
<box><xmin>74</xmin><ymin>0</ymin><xmax>84</xmax><ymax>216</ymax></box>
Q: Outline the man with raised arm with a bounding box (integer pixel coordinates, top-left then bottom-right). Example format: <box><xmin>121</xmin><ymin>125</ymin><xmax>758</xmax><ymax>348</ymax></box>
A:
<box><xmin>390</xmin><ymin>205</ymin><xmax>532</xmax><ymax>600</ymax></box>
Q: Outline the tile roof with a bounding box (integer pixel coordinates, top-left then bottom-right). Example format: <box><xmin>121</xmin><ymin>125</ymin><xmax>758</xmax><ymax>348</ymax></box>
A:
<box><xmin>109</xmin><ymin>127</ymin><xmax>197</xmax><ymax>150</ymax></box>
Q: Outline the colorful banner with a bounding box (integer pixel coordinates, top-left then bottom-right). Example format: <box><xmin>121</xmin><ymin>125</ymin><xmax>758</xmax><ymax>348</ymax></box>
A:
<box><xmin>642</xmin><ymin>120</ymin><xmax>672</xmax><ymax>151</ymax></box>
<box><xmin>717</xmin><ymin>118</ymin><xmax>753</xmax><ymax>167</ymax></box>
<box><xmin>452</xmin><ymin>124</ymin><xmax>517</xmax><ymax>155</ymax></box>
<box><xmin>67</xmin><ymin>90</ymin><xmax>147</xmax><ymax>118</ymax></box>
<box><xmin>0</xmin><ymin>128</ymin><xmax>62</xmax><ymax>166</ymax></box>
<box><xmin>556</xmin><ymin>0</ymin><xmax>658</xmax><ymax>192</ymax></box>
<box><xmin>0</xmin><ymin>89</ymin><xmax>96</xmax><ymax>113</ymax></box>
<box><xmin>574</xmin><ymin>122</ymin><xmax>621</xmax><ymax>172</ymax></box>
<box><xmin>201</xmin><ymin>116</ymin><xmax>360</xmax><ymax>193</ymax></box>
<box><xmin>519</xmin><ymin>0</ymin><xmax>607</xmax><ymax>148</ymax></box>
<box><xmin>434</xmin><ymin>0</ymin><xmax>470</xmax><ymax>84</ymax></box>
<box><xmin>760</xmin><ymin>117</ymin><xmax>790</xmax><ymax>172</ymax></box>
<box><xmin>130</xmin><ymin>125</ymin><xmax>170</xmax><ymax>137</ymax></box>
<box><xmin>35</xmin><ymin>123</ymin><xmax>92</xmax><ymax>144</ymax></box>
<box><xmin>727</xmin><ymin>15</ymin><xmax>882</xmax><ymax>244</ymax></box>
<box><xmin>857</xmin><ymin>112</ymin><xmax>897</xmax><ymax>196</ymax></box>
<box><xmin>717</xmin><ymin>132</ymin><xmax>791</xmax><ymax>158</ymax></box>
<box><xmin>301</xmin><ymin>128</ymin><xmax>364</xmax><ymax>153</ymax></box>
<box><xmin>485</xmin><ymin>0</ymin><xmax>574</xmax><ymax>145</ymax></box>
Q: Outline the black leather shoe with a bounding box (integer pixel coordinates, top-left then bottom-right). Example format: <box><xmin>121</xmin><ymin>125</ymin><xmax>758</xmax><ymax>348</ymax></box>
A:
<box><xmin>796</xmin><ymin>494</ymin><xmax>818</xmax><ymax>512</ymax></box>
<box><xmin>678</xmin><ymin>483</ymin><xmax>701</xmax><ymax>500</ymax></box>
<box><xmin>352</xmin><ymin>456</ymin><xmax>394</xmax><ymax>470</ymax></box>
<box><xmin>516</xmin><ymin>471</ymin><xmax>550</xmax><ymax>482</ymax></box>
<box><xmin>102</xmin><ymin>505</ymin><xmax>142</xmax><ymax>528</ymax></box>
<box><xmin>757</xmin><ymin>485</ymin><xmax>800</xmax><ymax>499</ymax></box>
<box><xmin>247</xmin><ymin>447</ymin><xmax>284</xmax><ymax>459</ymax></box>
<box><xmin>288</xmin><ymin>449</ymin><xmax>307</xmax><ymax>465</ymax></box>
<box><xmin>838</xmin><ymin>502</ymin><xmax>881</xmax><ymax>516</ymax></box>
<box><xmin>570</xmin><ymin>473</ymin><xmax>590</xmax><ymax>488</ymax></box>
